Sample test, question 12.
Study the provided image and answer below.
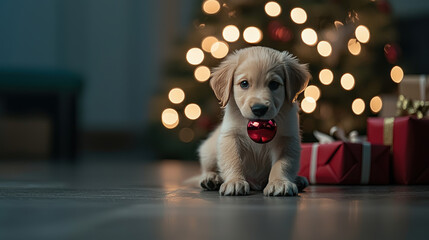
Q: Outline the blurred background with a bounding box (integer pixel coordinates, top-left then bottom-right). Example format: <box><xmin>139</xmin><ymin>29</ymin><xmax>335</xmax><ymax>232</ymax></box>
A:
<box><xmin>0</xmin><ymin>0</ymin><xmax>428</xmax><ymax>162</ymax></box>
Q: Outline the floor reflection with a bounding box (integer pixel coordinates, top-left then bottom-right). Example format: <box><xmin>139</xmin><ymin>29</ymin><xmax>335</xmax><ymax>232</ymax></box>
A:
<box><xmin>157</xmin><ymin>160</ymin><xmax>200</xmax><ymax>190</ymax></box>
<box><xmin>1</xmin><ymin>159</ymin><xmax>428</xmax><ymax>240</ymax></box>
<box><xmin>291</xmin><ymin>187</ymin><xmax>412</xmax><ymax>240</ymax></box>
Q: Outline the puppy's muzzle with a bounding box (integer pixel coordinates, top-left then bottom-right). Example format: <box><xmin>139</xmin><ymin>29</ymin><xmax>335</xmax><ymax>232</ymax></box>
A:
<box><xmin>251</xmin><ymin>104</ymin><xmax>269</xmax><ymax>117</ymax></box>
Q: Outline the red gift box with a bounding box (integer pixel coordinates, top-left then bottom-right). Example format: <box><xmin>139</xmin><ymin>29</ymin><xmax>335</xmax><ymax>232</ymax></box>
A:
<box><xmin>367</xmin><ymin>116</ymin><xmax>429</xmax><ymax>184</ymax></box>
<box><xmin>298</xmin><ymin>141</ymin><xmax>390</xmax><ymax>184</ymax></box>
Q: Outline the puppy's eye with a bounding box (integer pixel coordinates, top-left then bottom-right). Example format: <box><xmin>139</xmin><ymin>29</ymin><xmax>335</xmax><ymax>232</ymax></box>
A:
<box><xmin>240</xmin><ymin>80</ymin><xmax>249</xmax><ymax>89</ymax></box>
<box><xmin>268</xmin><ymin>81</ymin><xmax>280</xmax><ymax>91</ymax></box>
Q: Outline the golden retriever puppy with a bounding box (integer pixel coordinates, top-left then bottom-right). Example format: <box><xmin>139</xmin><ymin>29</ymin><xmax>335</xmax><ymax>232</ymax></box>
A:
<box><xmin>198</xmin><ymin>46</ymin><xmax>310</xmax><ymax>196</ymax></box>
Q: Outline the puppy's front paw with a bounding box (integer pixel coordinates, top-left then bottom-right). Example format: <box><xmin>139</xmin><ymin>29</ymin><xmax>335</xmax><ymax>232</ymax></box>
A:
<box><xmin>294</xmin><ymin>176</ymin><xmax>309</xmax><ymax>192</ymax></box>
<box><xmin>219</xmin><ymin>179</ymin><xmax>250</xmax><ymax>196</ymax></box>
<box><xmin>200</xmin><ymin>172</ymin><xmax>222</xmax><ymax>191</ymax></box>
<box><xmin>263</xmin><ymin>180</ymin><xmax>298</xmax><ymax>197</ymax></box>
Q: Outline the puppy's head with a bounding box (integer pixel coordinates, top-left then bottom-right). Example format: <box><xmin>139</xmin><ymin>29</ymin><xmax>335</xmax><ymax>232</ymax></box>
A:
<box><xmin>210</xmin><ymin>46</ymin><xmax>310</xmax><ymax>120</ymax></box>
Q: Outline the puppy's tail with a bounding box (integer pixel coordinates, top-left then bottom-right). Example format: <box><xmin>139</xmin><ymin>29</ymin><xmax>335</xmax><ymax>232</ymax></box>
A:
<box><xmin>183</xmin><ymin>175</ymin><xmax>201</xmax><ymax>188</ymax></box>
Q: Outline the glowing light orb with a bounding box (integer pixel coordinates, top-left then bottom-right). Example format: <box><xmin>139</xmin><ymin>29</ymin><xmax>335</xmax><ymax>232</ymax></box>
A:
<box><xmin>348</xmin><ymin>38</ymin><xmax>361</xmax><ymax>55</ymax></box>
<box><xmin>390</xmin><ymin>66</ymin><xmax>404</xmax><ymax>83</ymax></box>
<box><xmin>202</xmin><ymin>0</ymin><xmax>220</xmax><ymax>15</ymax></box>
<box><xmin>201</xmin><ymin>36</ymin><xmax>218</xmax><ymax>52</ymax></box>
<box><xmin>184</xmin><ymin>103</ymin><xmax>201</xmax><ymax>120</ymax></box>
<box><xmin>194</xmin><ymin>66</ymin><xmax>211</xmax><ymax>82</ymax></box>
<box><xmin>222</xmin><ymin>25</ymin><xmax>240</xmax><ymax>42</ymax></box>
<box><xmin>301</xmin><ymin>97</ymin><xmax>317</xmax><ymax>113</ymax></box>
<box><xmin>162</xmin><ymin>108</ymin><xmax>179</xmax><ymax>129</ymax></box>
<box><xmin>317</xmin><ymin>41</ymin><xmax>332</xmax><ymax>57</ymax></box>
<box><xmin>243</xmin><ymin>26</ymin><xmax>263</xmax><ymax>44</ymax></box>
<box><xmin>355</xmin><ymin>25</ymin><xmax>370</xmax><ymax>43</ymax></box>
<box><xmin>179</xmin><ymin>128</ymin><xmax>195</xmax><ymax>143</ymax></box>
<box><xmin>210</xmin><ymin>41</ymin><xmax>229</xmax><ymax>59</ymax></box>
<box><xmin>168</xmin><ymin>88</ymin><xmax>185</xmax><ymax>104</ymax></box>
<box><xmin>370</xmin><ymin>96</ymin><xmax>383</xmax><ymax>113</ymax></box>
<box><xmin>352</xmin><ymin>98</ymin><xmax>365</xmax><ymax>115</ymax></box>
<box><xmin>319</xmin><ymin>69</ymin><xmax>334</xmax><ymax>85</ymax></box>
<box><xmin>304</xmin><ymin>85</ymin><xmax>321</xmax><ymax>101</ymax></box>
<box><xmin>265</xmin><ymin>1</ymin><xmax>282</xmax><ymax>17</ymax></box>
<box><xmin>341</xmin><ymin>73</ymin><xmax>355</xmax><ymax>90</ymax></box>
<box><xmin>186</xmin><ymin>48</ymin><xmax>204</xmax><ymax>65</ymax></box>
<box><xmin>301</xmin><ymin>28</ymin><xmax>318</xmax><ymax>46</ymax></box>
<box><xmin>290</xmin><ymin>7</ymin><xmax>307</xmax><ymax>24</ymax></box>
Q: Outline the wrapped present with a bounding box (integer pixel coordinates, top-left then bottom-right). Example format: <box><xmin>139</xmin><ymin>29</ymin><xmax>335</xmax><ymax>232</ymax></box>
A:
<box><xmin>367</xmin><ymin>116</ymin><xmax>429</xmax><ymax>184</ymax></box>
<box><xmin>397</xmin><ymin>75</ymin><xmax>429</xmax><ymax>118</ymax></box>
<box><xmin>298</xmin><ymin>141</ymin><xmax>390</xmax><ymax>184</ymax></box>
<box><xmin>399</xmin><ymin>75</ymin><xmax>429</xmax><ymax>101</ymax></box>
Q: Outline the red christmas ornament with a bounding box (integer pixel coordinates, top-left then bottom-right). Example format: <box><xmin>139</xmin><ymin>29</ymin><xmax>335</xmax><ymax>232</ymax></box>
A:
<box><xmin>384</xmin><ymin>43</ymin><xmax>400</xmax><ymax>64</ymax></box>
<box><xmin>377</xmin><ymin>0</ymin><xmax>392</xmax><ymax>14</ymax></box>
<box><xmin>247</xmin><ymin>119</ymin><xmax>277</xmax><ymax>143</ymax></box>
<box><xmin>268</xmin><ymin>21</ymin><xmax>292</xmax><ymax>42</ymax></box>
<box><xmin>275</xmin><ymin>26</ymin><xmax>292</xmax><ymax>42</ymax></box>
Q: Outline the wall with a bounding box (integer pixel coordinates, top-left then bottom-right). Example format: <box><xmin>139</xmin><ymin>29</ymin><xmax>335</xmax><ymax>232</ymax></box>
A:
<box><xmin>0</xmin><ymin>0</ymin><xmax>194</xmax><ymax>131</ymax></box>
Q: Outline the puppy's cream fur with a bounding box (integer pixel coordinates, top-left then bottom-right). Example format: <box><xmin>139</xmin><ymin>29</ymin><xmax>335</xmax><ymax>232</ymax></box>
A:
<box><xmin>199</xmin><ymin>46</ymin><xmax>310</xmax><ymax>196</ymax></box>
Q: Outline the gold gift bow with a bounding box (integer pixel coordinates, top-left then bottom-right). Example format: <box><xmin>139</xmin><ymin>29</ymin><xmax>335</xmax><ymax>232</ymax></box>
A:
<box><xmin>396</xmin><ymin>95</ymin><xmax>429</xmax><ymax>119</ymax></box>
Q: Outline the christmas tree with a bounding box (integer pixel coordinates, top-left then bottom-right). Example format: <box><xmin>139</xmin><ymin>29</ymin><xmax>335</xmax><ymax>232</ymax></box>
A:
<box><xmin>149</xmin><ymin>0</ymin><xmax>402</xmax><ymax>159</ymax></box>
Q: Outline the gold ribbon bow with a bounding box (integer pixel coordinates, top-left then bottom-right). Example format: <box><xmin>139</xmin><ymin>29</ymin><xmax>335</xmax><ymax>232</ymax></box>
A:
<box><xmin>396</xmin><ymin>95</ymin><xmax>429</xmax><ymax>119</ymax></box>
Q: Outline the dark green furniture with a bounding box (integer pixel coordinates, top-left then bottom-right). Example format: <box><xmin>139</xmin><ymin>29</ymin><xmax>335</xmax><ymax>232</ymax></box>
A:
<box><xmin>0</xmin><ymin>70</ymin><xmax>83</xmax><ymax>161</ymax></box>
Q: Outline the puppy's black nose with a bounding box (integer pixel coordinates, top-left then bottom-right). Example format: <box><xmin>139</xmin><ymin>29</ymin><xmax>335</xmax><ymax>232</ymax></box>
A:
<box><xmin>251</xmin><ymin>104</ymin><xmax>268</xmax><ymax>117</ymax></box>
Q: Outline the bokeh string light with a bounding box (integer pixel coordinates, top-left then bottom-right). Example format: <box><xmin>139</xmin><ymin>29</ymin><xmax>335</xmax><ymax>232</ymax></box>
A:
<box><xmin>186</xmin><ymin>48</ymin><xmax>204</xmax><ymax>65</ymax></box>
<box><xmin>265</xmin><ymin>1</ymin><xmax>282</xmax><ymax>17</ymax></box>
<box><xmin>317</xmin><ymin>41</ymin><xmax>332</xmax><ymax>57</ymax></box>
<box><xmin>304</xmin><ymin>85</ymin><xmax>321</xmax><ymax>101</ymax></box>
<box><xmin>341</xmin><ymin>73</ymin><xmax>355</xmax><ymax>90</ymax></box>
<box><xmin>390</xmin><ymin>66</ymin><xmax>404</xmax><ymax>83</ymax></box>
<box><xmin>194</xmin><ymin>66</ymin><xmax>211</xmax><ymax>82</ymax></box>
<box><xmin>370</xmin><ymin>96</ymin><xmax>383</xmax><ymax>113</ymax></box>
<box><xmin>319</xmin><ymin>69</ymin><xmax>334</xmax><ymax>85</ymax></box>
<box><xmin>179</xmin><ymin>128</ymin><xmax>195</xmax><ymax>143</ymax></box>
<box><xmin>222</xmin><ymin>25</ymin><xmax>240</xmax><ymax>42</ymax></box>
<box><xmin>243</xmin><ymin>26</ymin><xmax>263</xmax><ymax>44</ymax></box>
<box><xmin>301</xmin><ymin>97</ymin><xmax>317</xmax><ymax>113</ymax></box>
<box><xmin>201</xmin><ymin>36</ymin><xmax>218</xmax><ymax>52</ymax></box>
<box><xmin>202</xmin><ymin>0</ymin><xmax>221</xmax><ymax>15</ymax></box>
<box><xmin>168</xmin><ymin>88</ymin><xmax>185</xmax><ymax>104</ymax></box>
<box><xmin>184</xmin><ymin>103</ymin><xmax>202</xmax><ymax>120</ymax></box>
<box><xmin>290</xmin><ymin>7</ymin><xmax>307</xmax><ymax>24</ymax></box>
<box><xmin>355</xmin><ymin>25</ymin><xmax>370</xmax><ymax>43</ymax></box>
<box><xmin>347</xmin><ymin>38</ymin><xmax>361</xmax><ymax>55</ymax></box>
<box><xmin>301</xmin><ymin>28</ymin><xmax>318</xmax><ymax>46</ymax></box>
<box><xmin>352</xmin><ymin>98</ymin><xmax>365</xmax><ymax>115</ymax></box>
<box><xmin>211</xmin><ymin>41</ymin><xmax>229</xmax><ymax>59</ymax></box>
<box><xmin>162</xmin><ymin>108</ymin><xmax>179</xmax><ymax>129</ymax></box>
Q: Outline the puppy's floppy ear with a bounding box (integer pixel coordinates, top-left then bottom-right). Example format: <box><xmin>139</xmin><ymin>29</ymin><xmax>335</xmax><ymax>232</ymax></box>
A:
<box><xmin>282</xmin><ymin>51</ymin><xmax>311</xmax><ymax>103</ymax></box>
<box><xmin>210</xmin><ymin>53</ymin><xmax>238</xmax><ymax>108</ymax></box>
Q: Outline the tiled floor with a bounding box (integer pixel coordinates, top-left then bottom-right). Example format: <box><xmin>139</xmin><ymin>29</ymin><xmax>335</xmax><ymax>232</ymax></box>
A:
<box><xmin>0</xmin><ymin>160</ymin><xmax>428</xmax><ymax>240</ymax></box>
